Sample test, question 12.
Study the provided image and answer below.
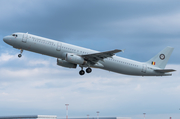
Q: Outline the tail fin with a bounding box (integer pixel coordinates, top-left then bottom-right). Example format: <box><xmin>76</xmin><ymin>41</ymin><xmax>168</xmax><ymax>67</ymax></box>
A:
<box><xmin>146</xmin><ymin>46</ymin><xmax>174</xmax><ymax>69</ymax></box>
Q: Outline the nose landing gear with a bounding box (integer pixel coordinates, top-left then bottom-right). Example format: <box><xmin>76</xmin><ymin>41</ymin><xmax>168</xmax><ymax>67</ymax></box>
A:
<box><xmin>18</xmin><ymin>49</ymin><xmax>23</xmax><ymax>58</ymax></box>
<box><xmin>18</xmin><ymin>54</ymin><xmax>22</xmax><ymax>58</ymax></box>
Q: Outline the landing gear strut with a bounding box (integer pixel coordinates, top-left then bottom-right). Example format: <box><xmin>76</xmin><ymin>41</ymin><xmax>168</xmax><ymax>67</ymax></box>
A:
<box><xmin>18</xmin><ymin>49</ymin><xmax>23</xmax><ymax>58</ymax></box>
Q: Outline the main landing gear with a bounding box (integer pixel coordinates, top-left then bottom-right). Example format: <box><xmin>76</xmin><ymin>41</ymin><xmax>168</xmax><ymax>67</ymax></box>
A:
<box><xmin>86</xmin><ymin>67</ymin><xmax>92</xmax><ymax>73</ymax></box>
<box><xmin>79</xmin><ymin>67</ymin><xmax>92</xmax><ymax>75</ymax></box>
<box><xmin>18</xmin><ymin>49</ymin><xmax>23</xmax><ymax>58</ymax></box>
<box><xmin>79</xmin><ymin>70</ymin><xmax>85</xmax><ymax>75</ymax></box>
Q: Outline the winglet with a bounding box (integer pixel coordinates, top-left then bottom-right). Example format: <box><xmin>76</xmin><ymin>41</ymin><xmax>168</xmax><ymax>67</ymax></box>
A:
<box><xmin>122</xmin><ymin>49</ymin><xmax>125</xmax><ymax>53</ymax></box>
<box><xmin>114</xmin><ymin>49</ymin><xmax>123</xmax><ymax>53</ymax></box>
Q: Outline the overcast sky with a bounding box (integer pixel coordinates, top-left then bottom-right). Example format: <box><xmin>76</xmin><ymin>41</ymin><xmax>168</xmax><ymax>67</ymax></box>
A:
<box><xmin>0</xmin><ymin>0</ymin><xmax>180</xmax><ymax>119</ymax></box>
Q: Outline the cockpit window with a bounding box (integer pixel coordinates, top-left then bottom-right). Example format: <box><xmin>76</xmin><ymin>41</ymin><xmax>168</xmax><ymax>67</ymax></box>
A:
<box><xmin>12</xmin><ymin>34</ymin><xmax>18</xmax><ymax>37</ymax></box>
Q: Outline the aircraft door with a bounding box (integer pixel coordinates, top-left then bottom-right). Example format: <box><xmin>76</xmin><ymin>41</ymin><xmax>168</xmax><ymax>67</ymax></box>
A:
<box><xmin>56</xmin><ymin>42</ymin><xmax>61</xmax><ymax>51</ymax></box>
<box><xmin>22</xmin><ymin>33</ymin><xmax>28</xmax><ymax>43</ymax></box>
<box><xmin>141</xmin><ymin>64</ymin><xmax>147</xmax><ymax>73</ymax></box>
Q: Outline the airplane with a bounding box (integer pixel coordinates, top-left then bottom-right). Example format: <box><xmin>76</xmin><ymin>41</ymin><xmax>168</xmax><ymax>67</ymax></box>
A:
<box><xmin>3</xmin><ymin>32</ymin><xmax>176</xmax><ymax>76</ymax></box>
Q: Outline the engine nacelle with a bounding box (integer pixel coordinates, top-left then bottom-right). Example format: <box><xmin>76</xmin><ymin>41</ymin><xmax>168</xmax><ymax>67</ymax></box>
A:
<box><xmin>66</xmin><ymin>53</ymin><xmax>87</xmax><ymax>65</ymax></box>
<box><xmin>57</xmin><ymin>58</ymin><xmax>77</xmax><ymax>68</ymax></box>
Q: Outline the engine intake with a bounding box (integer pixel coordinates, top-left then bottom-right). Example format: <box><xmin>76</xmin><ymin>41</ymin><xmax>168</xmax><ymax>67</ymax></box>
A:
<box><xmin>65</xmin><ymin>53</ymin><xmax>87</xmax><ymax>65</ymax></box>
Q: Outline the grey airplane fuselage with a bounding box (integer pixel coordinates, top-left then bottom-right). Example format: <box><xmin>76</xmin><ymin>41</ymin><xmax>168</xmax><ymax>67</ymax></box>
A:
<box><xmin>3</xmin><ymin>33</ymin><xmax>172</xmax><ymax>76</ymax></box>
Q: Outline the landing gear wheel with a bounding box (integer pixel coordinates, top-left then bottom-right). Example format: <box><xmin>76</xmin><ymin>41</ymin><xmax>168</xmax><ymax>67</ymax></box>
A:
<box><xmin>79</xmin><ymin>70</ymin><xmax>85</xmax><ymax>75</ymax></box>
<box><xmin>18</xmin><ymin>54</ymin><xmax>22</xmax><ymax>58</ymax></box>
<box><xmin>86</xmin><ymin>68</ymin><xmax>92</xmax><ymax>73</ymax></box>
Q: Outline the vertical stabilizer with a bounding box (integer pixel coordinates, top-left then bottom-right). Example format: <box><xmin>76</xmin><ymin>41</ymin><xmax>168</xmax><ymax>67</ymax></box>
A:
<box><xmin>146</xmin><ymin>46</ymin><xmax>174</xmax><ymax>69</ymax></box>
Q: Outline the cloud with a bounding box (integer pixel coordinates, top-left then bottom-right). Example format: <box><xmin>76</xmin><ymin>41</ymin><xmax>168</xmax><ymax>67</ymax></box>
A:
<box><xmin>109</xmin><ymin>12</ymin><xmax>180</xmax><ymax>36</ymax></box>
<box><xmin>1</xmin><ymin>0</ymin><xmax>180</xmax><ymax>40</ymax></box>
<box><xmin>28</xmin><ymin>60</ymin><xmax>50</xmax><ymax>66</ymax></box>
<box><xmin>0</xmin><ymin>53</ymin><xmax>17</xmax><ymax>63</ymax></box>
<box><xmin>0</xmin><ymin>60</ymin><xmax>179</xmax><ymax>114</ymax></box>
<box><xmin>0</xmin><ymin>0</ymin><xmax>179</xmax><ymax>63</ymax></box>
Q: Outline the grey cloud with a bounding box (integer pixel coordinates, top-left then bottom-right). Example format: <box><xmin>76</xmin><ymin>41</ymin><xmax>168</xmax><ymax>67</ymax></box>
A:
<box><xmin>1</xmin><ymin>0</ymin><xmax>180</xmax><ymax>39</ymax></box>
<box><xmin>1</xmin><ymin>0</ymin><xmax>180</xmax><ymax>64</ymax></box>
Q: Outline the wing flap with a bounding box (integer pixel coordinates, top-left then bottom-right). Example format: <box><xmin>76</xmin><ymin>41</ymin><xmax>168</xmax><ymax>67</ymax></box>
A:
<box><xmin>81</xmin><ymin>49</ymin><xmax>122</xmax><ymax>63</ymax></box>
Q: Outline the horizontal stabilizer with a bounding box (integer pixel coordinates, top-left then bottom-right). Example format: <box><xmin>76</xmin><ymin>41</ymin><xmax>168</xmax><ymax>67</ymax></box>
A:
<box><xmin>154</xmin><ymin>69</ymin><xmax>176</xmax><ymax>73</ymax></box>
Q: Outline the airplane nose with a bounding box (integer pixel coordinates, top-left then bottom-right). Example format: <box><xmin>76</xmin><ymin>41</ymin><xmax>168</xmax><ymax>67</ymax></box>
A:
<box><xmin>3</xmin><ymin>36</ymin><xmax>8</xmax><ymax>43</ymax></box>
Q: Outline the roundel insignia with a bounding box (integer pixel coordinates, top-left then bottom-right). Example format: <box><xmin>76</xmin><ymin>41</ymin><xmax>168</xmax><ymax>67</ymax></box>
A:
<box><xmin>159</xmin><ymin>54</ymin><xmax>165</xmax><ymax>60</ymax></box>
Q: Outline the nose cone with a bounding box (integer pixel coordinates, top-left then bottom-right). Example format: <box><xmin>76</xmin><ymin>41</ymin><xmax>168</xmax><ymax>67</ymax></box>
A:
<box><xmin>3</xmin><ymin>36</ymin><xmax>8</xmax><ymax>43</ymax></box>
<box><xmin>3</xmin><ymin>36</ymin><xmax>12</xmax><ymax>45</ymax></box>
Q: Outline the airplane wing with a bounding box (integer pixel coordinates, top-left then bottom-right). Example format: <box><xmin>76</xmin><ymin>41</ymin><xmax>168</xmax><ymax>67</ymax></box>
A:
<box><xmin>81</xmin><ymin>49</ymin><xmax>123</xmax><ymax>64</ymax></box>
<box><xmin>154</xmin><ymin>69</ymin><xmax>176</xmax><ymax>73</ymax></box>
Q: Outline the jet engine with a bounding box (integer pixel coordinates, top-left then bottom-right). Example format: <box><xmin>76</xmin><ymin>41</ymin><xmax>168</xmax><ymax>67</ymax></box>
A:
<box><xmin>65</xmin><ymin>53</ymin><xmax>87</xmax><ymax>65</ymax></box>
<box><xmin>57</xmin><ymin>58</ymin><xmax>77</xmax><ymax>68</ymax></box>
